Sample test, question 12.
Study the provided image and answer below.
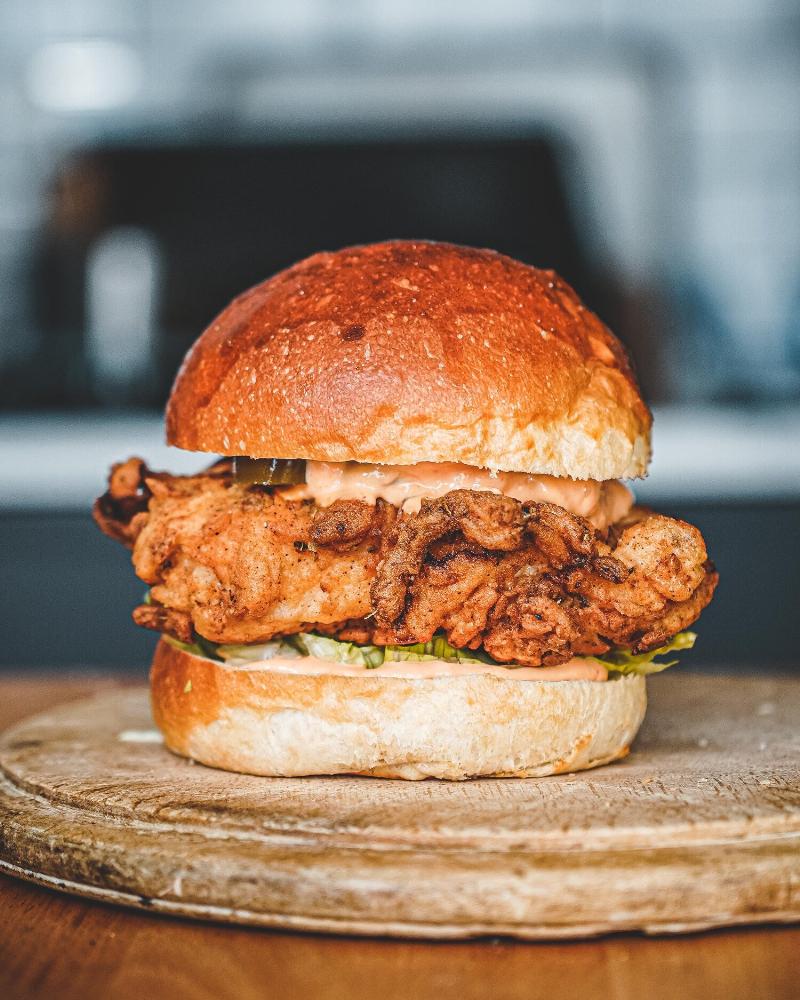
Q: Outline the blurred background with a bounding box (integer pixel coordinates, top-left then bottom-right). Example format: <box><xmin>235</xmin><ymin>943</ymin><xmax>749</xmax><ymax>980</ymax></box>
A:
<box><xmin>1</xmin><ymin>0</ymin><xmax>798</xmax><ymax>672</ymax></box>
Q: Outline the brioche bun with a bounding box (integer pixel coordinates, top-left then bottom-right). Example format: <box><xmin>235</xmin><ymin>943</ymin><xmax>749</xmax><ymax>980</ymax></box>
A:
<box><xmin>166</xmin><ymin>241</ymin><xmax>651</xmax><ymax>481</ymax></box>
<box><xmin>150</xmin><ymin>639</ymin><xmax>647</xmax><ymax>780</ymax></box>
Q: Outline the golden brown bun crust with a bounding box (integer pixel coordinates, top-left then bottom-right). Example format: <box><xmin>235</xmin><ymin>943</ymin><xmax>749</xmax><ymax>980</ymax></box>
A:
<box><xmin>167</xmin><ymin>241</ymin><xmax>651</xmax><ymax>480</ymax></box>
<box><xmin>150</xmin><ymin>639</ymin><xmax>647</xmax><ymax>780</ymax></box>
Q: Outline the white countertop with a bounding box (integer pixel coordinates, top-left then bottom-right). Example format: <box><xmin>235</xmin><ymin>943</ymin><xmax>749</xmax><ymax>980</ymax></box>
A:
<box><xmin>1</xmin><ymin>405</ymin><xmax>799</xmax><ymax>510</ymax></box>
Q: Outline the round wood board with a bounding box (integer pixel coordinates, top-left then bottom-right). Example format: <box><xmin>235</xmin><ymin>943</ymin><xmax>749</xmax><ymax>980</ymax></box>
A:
<box><xmin>0</xmin><ymin>674</ymin><xmax>798</xmax><ymax>940</ymax></box>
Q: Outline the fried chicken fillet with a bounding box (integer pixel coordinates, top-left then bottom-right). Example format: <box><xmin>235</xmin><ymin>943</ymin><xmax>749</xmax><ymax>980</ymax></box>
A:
<box><xmin>94</xmin><ymin>457</ymin><xmax>717</xmax><ymax>667</ymax></box>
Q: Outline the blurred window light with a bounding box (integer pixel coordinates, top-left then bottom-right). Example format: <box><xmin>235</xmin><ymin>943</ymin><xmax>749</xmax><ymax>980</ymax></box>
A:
<box><xmin>86</xmin><ymin>227</ymin><xmax>161</xmax><ymax>404</ymax></box>
<box><xmin>26</xmin><ymin>40</ymin><xmax>142</xmax><ymax>112</ymax></box>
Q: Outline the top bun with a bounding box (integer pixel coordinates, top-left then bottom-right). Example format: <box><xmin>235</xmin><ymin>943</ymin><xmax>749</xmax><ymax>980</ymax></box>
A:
<box><xmin>167</xmin><ymin>241</ymin><xmax>651</xmax><ymax>480</ymax></box>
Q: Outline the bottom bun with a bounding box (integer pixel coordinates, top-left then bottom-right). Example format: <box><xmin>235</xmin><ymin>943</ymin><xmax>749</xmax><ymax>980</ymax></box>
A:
<box><xmin>150</xmin><ymin>639</ymin><xmax>647</xmax><ymax>780</ymax></box>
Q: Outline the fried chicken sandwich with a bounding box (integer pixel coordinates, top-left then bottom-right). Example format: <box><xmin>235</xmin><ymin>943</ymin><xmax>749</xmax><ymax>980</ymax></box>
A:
<box><xmin>95</xmin><ymin>241</ymin><xmax>717</xmax><ymax>779</ymax></box>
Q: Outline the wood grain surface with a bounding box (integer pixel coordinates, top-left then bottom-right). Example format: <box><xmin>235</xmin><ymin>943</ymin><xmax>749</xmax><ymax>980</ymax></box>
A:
<box><xmin>0</xmin><ymin>674</ymin><xmax>798</xmax><ymax>942</ymax></box>
<box><xmin>0</xmin><ymin>675</ymin><xmax>798</xmax><ymax>1000</ymax></box>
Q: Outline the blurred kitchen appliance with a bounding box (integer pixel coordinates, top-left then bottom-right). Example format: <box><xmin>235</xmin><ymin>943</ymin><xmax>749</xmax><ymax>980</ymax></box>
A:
<box><xmin>17</xmin><ymin>135</ymin><xmax>625</xmax><ymax>409</ymax></box>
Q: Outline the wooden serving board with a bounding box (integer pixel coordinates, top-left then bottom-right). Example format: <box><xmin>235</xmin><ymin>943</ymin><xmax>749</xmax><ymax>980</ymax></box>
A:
<box><xmin>0</xmin><ymin>675</ymin><xmax>798</xmax><ymax>940</ymax></box>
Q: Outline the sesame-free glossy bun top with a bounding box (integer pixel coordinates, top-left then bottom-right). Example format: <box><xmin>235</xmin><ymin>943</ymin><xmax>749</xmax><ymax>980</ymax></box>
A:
<box><xmin>166</xmin><ymin>241</ymin><xmax>651</xmax><ymax>480</ymax></box>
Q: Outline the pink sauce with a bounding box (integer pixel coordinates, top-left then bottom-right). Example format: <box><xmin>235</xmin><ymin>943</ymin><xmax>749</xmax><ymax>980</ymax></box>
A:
<box><xmin>283</xmin><ymin>461</ymin><xmax>632</xmax><ymax>529</ymax></box>
<box><xmin>221</xmin><ymin>655</ymin><xmax>608</xmax><ymax>682</ymax></box>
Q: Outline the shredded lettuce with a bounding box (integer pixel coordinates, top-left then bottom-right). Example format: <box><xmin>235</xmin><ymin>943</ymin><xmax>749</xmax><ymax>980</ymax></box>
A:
<box><xmin>216</xmin><ymin>639</ymin><xmax>300</xmax><ymax>664</ymax></box>
<box><xmin>288</xmin><ymin>633</ymin><xmax>385</xmax><ymax>668</ymax></box>
<box><xmin>382</xmin><ymin>635</ymin><xmax>494</xmax><ymax>666</ymax></box>
<box><xmin>167</xmin><ymin>627</ymin><xmax>697</xmax><ymax>675</ymax></box>
<box><xmin>164</xmin><ymin>633</ymin><xmax>221</xmax><ymax>660</ymax></box>
<box><xmin>164</xmin><ymin>635</ymin><xmax>212</xmax><ymax>658</ymax></box>
<box><xmin>207</xmin><ymin>632</ymin><xmax>495</xmax><ymax>668</ymax></box>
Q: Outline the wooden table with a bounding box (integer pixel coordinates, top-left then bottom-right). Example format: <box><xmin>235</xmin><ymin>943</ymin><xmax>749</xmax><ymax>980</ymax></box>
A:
<box><xmin>0</xmin><ymin>676</ymin><xmax>797</xmax><ymax>1000</ymax></box>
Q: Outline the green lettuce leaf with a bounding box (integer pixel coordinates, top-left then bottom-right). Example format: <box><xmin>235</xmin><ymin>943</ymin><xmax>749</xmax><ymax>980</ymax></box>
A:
<box><xmin>216</xmin><ymin>638</ymin><xmax>300</xmax><ymax>665</ymax></box>
<box><xmin>382</xmin><ymin>635</ymin><xmax>494</xmax><ymax>665</ymax></box>
<box><xmin>164</xmin><ymin>634</ymin><xmax>215</xmax><ymax>658</ymax></box>
<box><xmin>287</xmin><ymin>632</ymin><xmax>495</xmax><ymax>668</ymax></box>
<box><xmin>213</xmin><ymin>632</ymin><xmax>493</xmax><ymax>669</ymax></box>
<box><xmin>171</xmin><ymin>627</ymin><xmax>697</xmax><ymax>676</ymax></box>
<box><xmin>287</xmin><ymin>633</ymin><xmax>385</xmax><ymax>668</ymax></box>
<box><xmin>594</xmin><ymin>631</ymin><xmax>696</xmax><ymax>675</ymax></box>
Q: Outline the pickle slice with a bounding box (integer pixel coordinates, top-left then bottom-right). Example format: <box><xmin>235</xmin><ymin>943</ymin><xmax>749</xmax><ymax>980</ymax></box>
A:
<box><xmin>233</xmin><ymin>457</ymin><xmax>306</xmax><ymax>486</ymax></box>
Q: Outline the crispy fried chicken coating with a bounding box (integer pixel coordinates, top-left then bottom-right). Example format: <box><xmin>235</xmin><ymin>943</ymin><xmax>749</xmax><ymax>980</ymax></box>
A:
<box><xmin>94</xmin><ymin>461</ymin><xmax>717</xmax><ymax>665</ymax></box>
<box><xmin>370</xmin><ymin>491</ymin><xmax>717</xmax><ymax>665</ymax></box>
